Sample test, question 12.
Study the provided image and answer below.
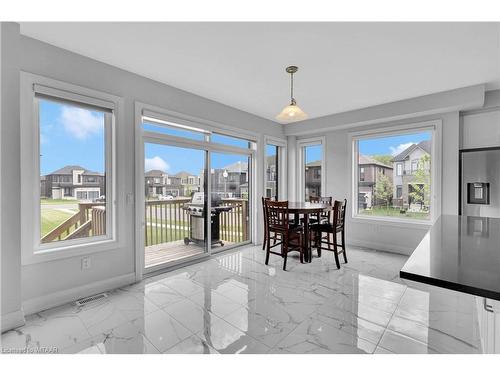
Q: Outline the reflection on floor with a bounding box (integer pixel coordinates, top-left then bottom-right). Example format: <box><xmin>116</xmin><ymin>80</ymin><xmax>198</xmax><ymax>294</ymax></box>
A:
<box><xmin>1</xmin><ymin>245</ymin><xmax>483</xmax><ymax>354</ymax></box>
<box><xmin>145</xmin><ymin>240</ymin><xmax>234</xmax><ymax>268</ymax></box>
<box><xmin>145</xmin><ymin>240</ymin><xmax>205</xmax><ymax>268</ymax></box>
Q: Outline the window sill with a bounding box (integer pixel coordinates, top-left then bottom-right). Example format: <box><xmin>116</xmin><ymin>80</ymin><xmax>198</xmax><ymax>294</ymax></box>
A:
<box><xmin>22</xmin><ymin>238</ymin><xmax>119</xmax><ymax>266</ymax></box>
<box><xmin>350</xmin><ymin>215</ymin><xmax>434</xmax><ymax>229</ymax></box>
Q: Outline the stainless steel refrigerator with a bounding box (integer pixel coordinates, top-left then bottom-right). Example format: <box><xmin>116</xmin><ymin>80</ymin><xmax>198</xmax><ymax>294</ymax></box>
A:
<box><xmin>461</xmin><ymin>148</ymin><xmax>500</xmax><ymax>218</ymax></box>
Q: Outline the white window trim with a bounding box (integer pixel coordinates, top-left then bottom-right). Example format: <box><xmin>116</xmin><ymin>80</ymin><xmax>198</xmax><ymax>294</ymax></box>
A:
<box><xmin>20</xmin><ymin>72</ymin><xmax>122</xmax><ymax>265</ymax></box>
<box><xmin>396</xmin><ymin>163</ymin><xmax>403</xmax><ymax>176</ymax></box>
<box><xmin>297</xmin><ymin>136</ymin><xmax>326</xmax><ymax>202</ymax></box>
<box><xmin>349</xmin><ymin>120</ymin><xmax>442</xmax><ymax>227</ymax></box>
<box><xmin>264</xmin><ymin>135</ymin><xmax>287</xmax><ymax>200</ymax></box>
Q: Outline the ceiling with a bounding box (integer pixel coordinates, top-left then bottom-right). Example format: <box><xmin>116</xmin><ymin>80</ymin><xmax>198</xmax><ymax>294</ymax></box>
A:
<box><xmin>20</xmin><ymin>22</ymin><xmax>500</xmax><ymax>122</ymax></box>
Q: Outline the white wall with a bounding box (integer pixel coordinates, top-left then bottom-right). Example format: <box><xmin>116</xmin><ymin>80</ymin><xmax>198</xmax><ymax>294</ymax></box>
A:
<box><xmin>1</xmin><ymin>24</ymin><xmax>284</xmax><ymax>319</ymax></box>
<box><xmin>1</xmin><ymin>23</ymin><xmax>25</xmax><ymax>331</ymax></box>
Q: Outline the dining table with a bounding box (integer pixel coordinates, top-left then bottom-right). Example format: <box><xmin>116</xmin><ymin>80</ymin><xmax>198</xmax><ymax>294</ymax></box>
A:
<box><xmin>287</xmin><ymin>202</ymin><xmax>331</xmax><ymax>263</ymax></box>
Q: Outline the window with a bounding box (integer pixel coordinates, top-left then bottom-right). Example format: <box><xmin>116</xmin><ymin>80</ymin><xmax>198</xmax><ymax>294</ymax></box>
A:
<box><xmin>211</xmin><ymin>132</ymin><xmax>255</xmax><ymax>149</ymax></box>
<box><xmin>353</xmin><ymin>128</ymin><xmax>433</xmax><ymax>221</ymax></box>
<box><xmin>299</xmin><ymin>138</ymin><xmax>324</xmax><ymax>202</ymax></box>
<box><xmin>265</xmin><ymin>140</ymin><xmax>286</xmax><ymax>200</ymax></box>
<box><xmin>396</xmin><ymin>163</ymin><xmax>403</xmax><ymax>176</ymax></box>
<box><xmin>143</xmin><ymin>118</ymin><xmax>207</xmax><ymax>141</ymax></box>
<box><xmin>411</xmin><ymin>160</ymin><xmax>419</xmax><ymax>173</ymax></box>
<box><xmin>33</xmin><ymin>90</ymin><xmax>114</xmax><ymax>251</ymax></box>
<box><xmin>396</xmin><ymin>185</ymin><xmax>402</xmax><ymax>199</ymax></box>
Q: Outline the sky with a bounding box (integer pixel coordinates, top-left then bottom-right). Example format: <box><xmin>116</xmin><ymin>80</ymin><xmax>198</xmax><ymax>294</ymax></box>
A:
<box><xmin>144</xmin><ymin>143</ymin><xmax>250</xmax><ymax>175</ymax></box>
<box><xmin>40</xmin><ymin>99</ymin><xmax>105</xmax><ymax>175</ymax></box>
<box><xmin>359</xmin><ymin>131</ymin><xmax>431</xmax><ymax>156</ymax></box>
<box><xmin>40</xmin><ymin>99</ymin><xmax>430</xmax><ymax>177</ymax></box>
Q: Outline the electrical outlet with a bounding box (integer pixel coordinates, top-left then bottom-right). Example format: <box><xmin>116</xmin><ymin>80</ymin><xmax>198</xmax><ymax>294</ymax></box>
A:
<box><xmin>81</xmin><ymin>256</ymin><xmax>91</xmax><ymax>270</ymax></box>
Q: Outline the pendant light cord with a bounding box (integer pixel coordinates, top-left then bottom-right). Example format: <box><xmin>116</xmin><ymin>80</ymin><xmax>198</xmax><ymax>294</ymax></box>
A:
<box><xmin>290</xmin><ymin>72</ymin><xmax>294</xmax><ymax>104</ymax></box>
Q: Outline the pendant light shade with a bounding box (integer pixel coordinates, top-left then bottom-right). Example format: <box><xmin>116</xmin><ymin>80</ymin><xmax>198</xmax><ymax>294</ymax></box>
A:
<box><xmin>276</xmin><ymin>66</ymin><xmax>308</xmax><ymax>123</ymax></box>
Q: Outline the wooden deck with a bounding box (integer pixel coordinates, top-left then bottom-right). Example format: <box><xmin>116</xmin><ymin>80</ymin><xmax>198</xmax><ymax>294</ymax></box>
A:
<box><xmin>145</xmin><ymin>240</ymin><xmax>204</xmax><ymax>268</ymax></box>
<box><xmin>145</xmin><ymin>239</ymin><xmax>234</xmax><ymax>268</ymax></box>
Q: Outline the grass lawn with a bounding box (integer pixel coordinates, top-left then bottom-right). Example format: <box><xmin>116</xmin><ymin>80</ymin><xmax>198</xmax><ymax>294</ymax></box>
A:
<box><xmin>40</xmin><ymin>198</ymin><xmax>78</xmax><ymax>205</ymax></box>
<box><xmin>359</xmin><ymin>206</ymin><xmax>430</xmax><ymax>220</ymax></box>
<box><xmin>40</xmin><ymin>208</ymin><xmax>75</xmax><ymax>237</ymax></box>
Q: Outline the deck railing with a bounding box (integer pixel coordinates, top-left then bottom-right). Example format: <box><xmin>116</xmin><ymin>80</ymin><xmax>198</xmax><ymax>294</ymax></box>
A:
<box><xmin>144</xmin><ymin>198</ymin><xmax>249</xmax><ymax>247</ymax></box>
<box><xmin>41</xmin><ymin>202</ymin><xmax>106</xmax><ymax>243</ymax></box>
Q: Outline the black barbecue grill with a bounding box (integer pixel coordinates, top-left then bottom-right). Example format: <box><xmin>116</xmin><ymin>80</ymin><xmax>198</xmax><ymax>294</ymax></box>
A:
<box><xmin>183</xmin><ymin>192</ymin><xmax>232</xmax><ymax>247</ymax></box>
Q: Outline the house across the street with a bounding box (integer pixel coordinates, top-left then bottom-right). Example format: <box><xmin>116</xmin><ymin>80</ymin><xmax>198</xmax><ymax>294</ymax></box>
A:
<box><xmin>392</xmin><ymin>140</ymin><xmax>431</xmax><ymax>210</ymax></box>
<box><xmin>358</xmin><ymin>155</ymin><xmax>393</xmax><ymax>209</ymax></box>
<box><xmin>41</xmin><ymin>165</ymin><xmax>105</xmax><ymax>201</ymax></box>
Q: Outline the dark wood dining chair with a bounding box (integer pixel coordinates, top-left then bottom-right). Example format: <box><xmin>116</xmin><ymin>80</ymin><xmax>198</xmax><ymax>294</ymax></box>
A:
<box><xmin>262</xmin><ymin>196</ymin><xmax>282</xmax><ymax>252</ymax></box>
<box><xmin>309</xmin><ymin>196</ymin><xmax>333</xmax><ymax>224</ymax></box>
<box><xmin>311</xmin><ymin>199</ymin><xmax>347</xmax><ymax>269</ymax></box>
<box><xmin>262</xmin><ymin>197</ymin><xmax>270</xmax><ymax>250</ymax></box>
<box><xmin>264</xmin><ymin>200</ymin><xmax>305</xmax><ymax>271</ymax></box>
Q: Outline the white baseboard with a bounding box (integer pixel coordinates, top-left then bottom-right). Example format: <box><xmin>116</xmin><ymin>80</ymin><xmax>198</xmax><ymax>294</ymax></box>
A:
<box><xmin>22</xmin><ymin>273</ymin><xmax>136</xmax><ymax>316</ymax></box>
<box><xmin>1</xmin><ymin>309</ymin><xmax>26</xmax><ymax>333</ymax></box>
<box><xmin>348</xmin><ymin>239</ymin><xmax>413</xmax><ymax>256</ymax></box>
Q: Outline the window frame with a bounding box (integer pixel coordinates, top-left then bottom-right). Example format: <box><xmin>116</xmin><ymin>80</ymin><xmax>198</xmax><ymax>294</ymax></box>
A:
<box><xmin>20</xmin><ymin>73</ymin><xmax>120</xmax><ymax>265</ymax></box>
<box><xmin>396</xmin><ymin>163</ymin><xmax>403</xmax><ymax>176</ymax></box>
<box><xmin>349</xmin><ymin>120</ymin><xmax>442</xmax><ymax>227</ymax></box>
<box><xmin>264</xmin><ymin>136</ymin><xmax>287</xmax><ymax>200</ymax></box>
<box><xmin>297</xmin><ymin>136</ymin><xmax>326</xmax><ymax>202</ymax></box>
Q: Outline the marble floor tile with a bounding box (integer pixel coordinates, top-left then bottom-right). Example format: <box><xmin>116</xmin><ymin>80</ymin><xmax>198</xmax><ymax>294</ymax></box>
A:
<box><xmin>162</xmin><ymin>298</ymin><xmax>217</xmax><ymax>335</ymax></box>
<box><xmin>1</xmin><ymin>311</ymin><xmax>90</xmax><ymax>353</ymax></box>
<box><xmin>3</xmin><ymin>244</ymin><xmax>485</xmax><ymax>354</ymax></box>
<box><xmin>196</xmin><ymin>313</ymin><xmax>270</xmax><ymax>354</ymax></box>
<box><xmin>76</xmin><ymin>299</ymin><xmax>130</xmax><ymax>337</ymax></box>
<box><xmin>164</xmin><ymin>335</ymin><xmax>219</xmax><ymax>354</ymax></box>
<box><xmin>274</xmin><ymin>316</ymin><xmax>376</xmax><ymax>354</ymax></box>
<box><xmin>378</xmin><ymin>329</ymin><xmax>440</xmax><ymax>354</ymax></box>
<box><xmin>316</xmin><ymin>298</ymin><xmax>395</xmax><ymax>328</ymax></box>
<box><xmin>188</xmin><ymin>290</ymin><xmax>243</xmax><ymax>318</ymax></box>
<box><xmin>142</xmin><ymin>281</ymin><xmax>185</xmax><ymax>308</ymax></box>
<box><xmin>312</xmin><ymin>311</ymin><xmax>386</xmax><ymax>346</ymax></box>
<box><xmin>160</xmin><ymin>277</ymin><xmax>205</xmax><ymax>297</ymax></box>
<box><xmin>387</xmin><ymin>314</ymin><xmax>481</xmax><ymax>354</ymax></box>
<box><xmin>373</xmin><ymin>346</ymin><xmax>394</xmax><ymax>354</ymax></box>
<box><xmin>223</xmin><ymin>303</ymin><xmax>301</xmax><ymax>348</ymax></box>
<box><xmin>64</xmin><ymin>320</ymin><xmax>160</xmax><ymax>354</ymax></box>
<box><xmin>132</xmin><ymin>310</ymin><xmax>192</xmax><ymax>352</ymax></box>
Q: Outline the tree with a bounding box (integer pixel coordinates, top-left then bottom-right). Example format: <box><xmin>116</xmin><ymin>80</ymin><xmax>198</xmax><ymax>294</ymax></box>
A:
<box><xmin>374</xmin><ymin>171</ymin><xmax>393</xmax><ymax>208</ymax></box>
<box><xmin>371</xmin><ymin>154</ymin><xmax>393</xmax><ymax>167</ymax></box>
<box><xmin>408</xmin><ymin>154</ymin><xmax>431</xmax><ymax>210</ymax></box>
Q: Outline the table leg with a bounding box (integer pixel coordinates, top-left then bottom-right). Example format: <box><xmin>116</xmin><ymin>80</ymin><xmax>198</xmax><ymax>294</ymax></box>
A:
<box><xmin>303</xmin><ymin>214</ymin><xmax>310</xmax><ymax>263</ymax></box>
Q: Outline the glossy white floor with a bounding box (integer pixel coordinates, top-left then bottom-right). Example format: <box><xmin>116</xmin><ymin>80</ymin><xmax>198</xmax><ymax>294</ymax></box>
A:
<box><xmin>1</xmin><ymin>245</ymin><xmax>483</xmax><ymax>354</ymax></box>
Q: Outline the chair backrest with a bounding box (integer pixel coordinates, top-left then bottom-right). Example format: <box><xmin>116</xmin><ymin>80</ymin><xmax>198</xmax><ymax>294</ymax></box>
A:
<box><xmin>310</xmin><ymin>196</ymin><xmax>333</xmax><ymax>220</ymax></box>
<box><xmin>262</xmin><ymin>197</ymin><xmax>271</xmax><ymax>235</ymax></box>
<box><xmin>333</xmin><ymin>199</ymin><xmax>347</xmax><ymax>228</ymax></box>
<box><xmin>265</xmin><ymin>200</ymin><xmax>290</xmax><ymax>233</ymax></box>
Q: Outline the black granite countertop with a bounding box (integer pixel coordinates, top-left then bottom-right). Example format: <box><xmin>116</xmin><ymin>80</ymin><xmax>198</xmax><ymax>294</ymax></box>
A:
<box><xmin>400</xmin><ymin>215</ymin><xmax>500</xmax><ymax>301</ymax></box>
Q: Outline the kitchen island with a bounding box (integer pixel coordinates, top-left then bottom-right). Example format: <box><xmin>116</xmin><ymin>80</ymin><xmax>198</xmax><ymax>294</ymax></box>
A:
<box><xmin>400</xmin><ymin>214</ymin><xmax>500</xmax><ymax>353</ymax></box>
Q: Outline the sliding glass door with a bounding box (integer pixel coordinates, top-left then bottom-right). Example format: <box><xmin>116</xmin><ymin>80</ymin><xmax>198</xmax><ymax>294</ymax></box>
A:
<box><xmin>210</xmin><ymin>152</ymin><xmax>251</xmax><ymax>250</ymax></box>
<box><xmin>143</xmin><ymin>142</ymin><xmax>208</xmax><ymax>270</ymax></box>
<box><xmin>139</xmin><ymin>112</ymin><xmax>255</xmax><ymax>274</ymax></box>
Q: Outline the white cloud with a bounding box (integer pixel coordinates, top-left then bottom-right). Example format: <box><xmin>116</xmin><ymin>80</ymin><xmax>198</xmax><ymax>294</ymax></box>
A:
<box><xmin>145</xmin><ymin>156</ymin><xmax>170</xmax><ymax>172</ymax></box>
<box><xmin>60</xmin><ymin>106</ymin><xmax>103</xmax><ymax>140</ymax></box>
<box><xmin>390</xmin><ymin>142</ymin><xmax>414</xmax><ymax>156</ymax></box>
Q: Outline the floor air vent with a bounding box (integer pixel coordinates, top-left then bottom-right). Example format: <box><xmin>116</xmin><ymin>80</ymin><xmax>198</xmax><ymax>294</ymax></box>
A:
<box><xmin>75</xmin><ymin>293</ymin><xmax>108</xmax><ymax>306</ymax></box>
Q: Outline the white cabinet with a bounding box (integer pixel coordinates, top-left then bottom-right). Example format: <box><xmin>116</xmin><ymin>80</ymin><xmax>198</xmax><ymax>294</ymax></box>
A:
<box><xmin>461</xmin><ymin>110</ymin><xmax>500</xmax><ymax>149</ymax></box>
<box><xmin>476</xmin><ymin>297</ymin><xmax>500</xmax><ymax>353</ymax></box>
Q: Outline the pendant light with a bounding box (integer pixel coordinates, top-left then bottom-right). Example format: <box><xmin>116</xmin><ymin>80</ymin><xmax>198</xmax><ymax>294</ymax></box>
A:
<box><xmin>276</xmin><ymin>65</ymin><xmax>308</xmax><ymax>123</ymax></box>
